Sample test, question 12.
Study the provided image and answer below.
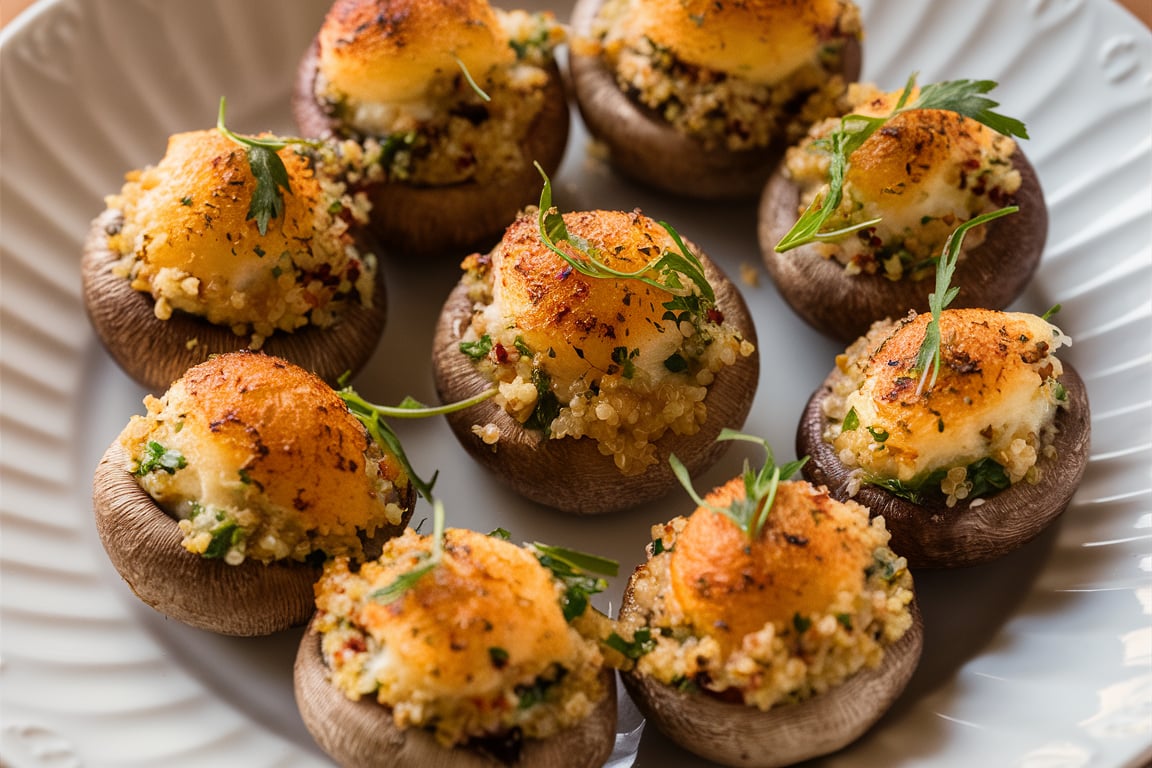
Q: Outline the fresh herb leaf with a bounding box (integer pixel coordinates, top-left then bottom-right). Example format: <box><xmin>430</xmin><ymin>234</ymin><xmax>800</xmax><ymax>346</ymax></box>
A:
<box><xmin>460</xmin><ymin>334</ymin><xmax>494</xmax><ymax>360</ymax></box>
<box><xmin>663</xmin><ymin>352</ymin><xmax>688</xmax><ymax>373</ymax></box>
<box><xmin>534</xmin><ymin>164</ymin><xmax>715</xmax><ymax>323</ymax></box>
<box><xmin>605</xmin><ymin>627</ymin><xmax>656</xmax><ymax>659</ymax></box>
<box><xmin>914</xmin><ymin>206</ymin><xmax>1018</xmax><ymax>394</ymax></box>
<box><xmin>455</xmin><ymin>56</ymin><xmax>491</xmax><ymax>102</ymax></box>
<box><xmin>1041</xmin><ymin>303</ymin><xmax>1062</xmax><ymax>321</ymax></box>
<box><xmin>216</xmin><ymin>97</ymin><xmax>321</xmax><ymax>236</ymax></box>
<box><xmin>337</xmin><ymin>379</ymin><xmax>496</xmax><ymax>503</ymax></box>
<box><xmin>134</xmin><ymin>441</ymin><xmax>187</xmax><ymax>476</ymax></box>
<box><xmin>371</xmin><ymin>497</ymin><xmax>446</xmax><ymax>604</ymax></box>
<box><xmin>530</xmin><ymin>542</ymin><xmax>617</xmax><ymax>622</ymax></box>
<box><xmin>775</xmin><ymin>74</ymin><xmax>1027</xmax><ymax>252</ymax></box>
<box><xmin>670</xmin><ymin>429</ymin><xmax>808</xmax><ymax>540</ymax></box>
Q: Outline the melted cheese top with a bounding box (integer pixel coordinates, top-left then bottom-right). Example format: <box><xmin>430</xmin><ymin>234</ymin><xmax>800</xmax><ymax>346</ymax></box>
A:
<box><xmin>829</xmin><ymin>309</ymin><xmax>1068</xmax><ymax>485</ymax></box>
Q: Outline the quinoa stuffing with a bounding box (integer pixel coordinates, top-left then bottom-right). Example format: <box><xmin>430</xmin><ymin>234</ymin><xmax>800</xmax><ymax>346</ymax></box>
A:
<box><xmin>782</xmin><ymin>82</ymin><xmax>1023</xmax><ymax>280</ymax></box>
<box><xmin>104</xmin><ymin>129</ymin><xmax>377</xmax><ymax>349</ymax></box>
<box><xmin>314</xmin><ymin>8</ymin><xmax>566</xmax><ymax>187</ymax></box>
<box><xmin>617</xmin><ymin>478</ymin><xmax>915</xmax><ymax>710</ymax></box>
<box><xmin>312</xmin><ymin>527</ymin><xmax>610</xmax><ymax>749</ymax></box>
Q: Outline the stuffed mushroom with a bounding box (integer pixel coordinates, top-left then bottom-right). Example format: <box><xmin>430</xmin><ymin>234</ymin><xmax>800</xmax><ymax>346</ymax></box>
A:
<box><xmin>615</xmin><ymin>433</ymin><xmax>922</xmax><ymax>767</ymax></box>
<box><xmin>568</xmin><ymin>0</ymin><xmax>862</xmax><ymax>198</ymax></box>
<box><xmin>760</xmin><ymin>78</ymin><xmax>1046</xmax><ymax>342</ymax></box>
<box><xmin>92</xmin><ymin>351</ymin><xmax>416</xmax><ymax>636</ymax></box>
<box><xmin>82</xmin><ymin>125</ymin><xmax>385</xmax><ymax>392</ymax></box>
<box><xmin>796</xmin><ymin>308</ymin><xmax>1090</xmax><ymax>567</ymax></box>
<box><xmin>431</xmin><ymin>182</ymin><xmax>759</xmax><ymax>514</ymax></box>
<box><xmin>293</xmin><ymin>0</ymin><xmax>570</xmax><ymax>255</ymax></box>
<box><xmin>294</xmin><ymin>524</ymin><xmax>618</xmax><ymax>767</ymax></box>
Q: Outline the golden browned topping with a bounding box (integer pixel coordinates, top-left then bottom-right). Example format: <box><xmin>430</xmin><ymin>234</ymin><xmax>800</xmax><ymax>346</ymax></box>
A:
<box><xmin>622</xmin><ymin>0</ymin><xmax>854</xmax><ymax>83</ymax></box>
<box><xmin>669</xmin><ymin>479</ymin><xmax>878</xmax><ymax>653</ymax></box>
<box><xmin>618</xmin><ymin>477</ymin><xmax>913</xmax><ymax>709</ymax></box>
<box><xmin>118</xmin><ymin>351</ymin><xmax>409</xmax><ymax>564</ymax></box>
<box><xmin>459</xmin><ymin>207</ymin><xmax>754</xmax><ymax>474</ymax></box>
<box><xmin>317</xmin><ymin>0</ymin><xmax>513</xmax><ymax>105</ymax></box>
<box><xmin>105</xmin><ymin>130</ymin><xmax>375</xmax><ymax>347</ymax></box>
<box><xmin>584</xmin><ymin>0</ymin><xmax>860</xmax><ymax>150</ymax></box>
<box><xmin>784</xmin><ymin>83</ymin><xmax>1022</xmax><ymax>278</ymax></box>
<box><xmin>823</xmin><ymin>308</ymin><xmax>1070</xmax><ymax>503</ymax></box>
<box><xmin>314</xmin><ymin>528</ymin><xmax>608</xmax><ymax>746</ymax></box>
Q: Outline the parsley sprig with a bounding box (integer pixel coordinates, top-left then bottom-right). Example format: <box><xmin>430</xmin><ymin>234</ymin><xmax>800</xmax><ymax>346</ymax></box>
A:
<box><xmin>775</xmin><ymin>74</ymin><xmax>1029</xmax><ymax>252</ymax></box>
<box><xmin>535</xmin><ymin>165</ymin><xmax>716</xmax><ymax>322</ymax></box>
<box><xmin>913</xmin><ymin>206</ymin><xmax>1018</xmax><ymax>394</ymax></box>
<box><xmin>216</xmin><ymin>97</ymin><xmax>322</xmax><ymax>236</ymax></box>
<box><xmin>670</xmin><ymin>430</ymin><xmax>808</xmax><ymax>539</ymax></box>
<box><xmin>370</xmin><ymin>497</ymin><xmax>446</xmax><ymax>604</ymax></box>
<box><xmin>337</xmin><ymin>379</ymin><xmax>497</xmax><ymax>503</ymax></box>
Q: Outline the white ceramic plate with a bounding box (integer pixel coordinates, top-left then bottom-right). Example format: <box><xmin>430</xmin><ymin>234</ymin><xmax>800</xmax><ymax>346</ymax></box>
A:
<box><xmin>2</xmin><ymin>0</ymin><xmax>1150</xmax><ymax>766</ymax></box>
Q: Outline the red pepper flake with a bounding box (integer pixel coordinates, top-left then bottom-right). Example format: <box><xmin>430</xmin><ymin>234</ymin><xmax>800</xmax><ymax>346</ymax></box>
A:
<box><xmin>493</xmin><ymin>342</ymin><xmax>509</xmax><ymax>364</ymax></box>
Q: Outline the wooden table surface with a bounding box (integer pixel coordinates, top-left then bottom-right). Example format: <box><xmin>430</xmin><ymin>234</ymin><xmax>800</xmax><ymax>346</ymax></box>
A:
<box><xmin>3</xmin><ymin>0</ymin><xmax>1151</xmax><ymax>29</ymax></box>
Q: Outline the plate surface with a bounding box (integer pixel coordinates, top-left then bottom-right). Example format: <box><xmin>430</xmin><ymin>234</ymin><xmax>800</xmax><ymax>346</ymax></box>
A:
<box><xmin>2</xmin><ymin>0</ymin><xmax>1150</xmax><ymax>766</ymax></box>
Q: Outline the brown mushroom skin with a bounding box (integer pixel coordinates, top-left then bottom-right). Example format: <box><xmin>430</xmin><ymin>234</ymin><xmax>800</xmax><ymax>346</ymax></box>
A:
<box><xmin>82</xmin><ymin>209</ymin><xmax>387</xmax><ymax>392</ymax></box>
<box><xmin>293</xmin><ymin>616</ymin><xmax>618</xmax><ymax>768</ymax></box>
<box><xmin>796</xmin><ymin>361</ymin><xmax>1090</xmax><ymax>569</ymax></box>
<box><xmin>758</xmin><ymin>149</ymin><xmax>1047</xmax><ymax>343</ymax></box>
<box><xmin>292</xmin><ymin>37</ymin><xmax>570</xmax><ymax>257</ymax></box>
<box><xmin>92</xmin><ymin>443</ymin><xmax>409</xmax><ymax>636</ymax></box>
<box><xmin>619</xmin><ymin>589</ymin><xmax>923</xmax><ymax>768</ymax></box>
<box><xmin>567</xmin><ymin>0</ymin><xmax>861</xmax><ymax>199</ymax></box>
<box><xmin>430</xmin><ymin>250</ymin><xmax>759</xmax><ymax>515</ymax></box>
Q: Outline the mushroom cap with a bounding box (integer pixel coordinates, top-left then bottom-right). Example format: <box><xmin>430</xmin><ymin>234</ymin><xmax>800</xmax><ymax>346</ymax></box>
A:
<box><xmin>82</xmin><ymin>129</ymin><xmax>387</xmax><ymax>392</ymax></box>
<box><xmin>92</xmin><ymin>352</ymin><xmax>416</xmax><ymax>635</ymax></box>
<box><xmin>796</xmin><ymin>360</ymin><xmax>1090</xmax><ymax>568</ymax></box>
<box><xmin>292</xmin><ymin>39</ymin><xmax>570</xmax><ymax>256</ymax></box>
<box><xmin>294</xmin><ymin>615</ymin><xmax>618</xmax><ymax>768</ymax></box>
<box><xmin>316</xmin><ymin>0</ymin><xmax>514</xmax><ymax>105</ymax></box>
<box><xmin>567</xmin><ymin>0</ymin><xmax>862</xmax><ymax>198</ymax></box>
<box><xmin>668</xmin><ymin>479</ymin><xmax>879</xmax><ymax>655</ymax></box>
<box><xmin>758</xmin><ymin>140</ymin><xmax>1047</xmax><ymax>343</ymax></box>
<box><xmin>431</xmin><ymin>215</ymin><xmax>759</xmax><ymax>514</ymax></box>
<box><xmin>620</xmin><ymin>598</ymin><xmax>923</xmax><ymax>768</ymax></box>
<box><xmin>623</xmin><ymin>0</ymin><xmax>853</xmax><ymax>83</ymax></box>
<box><xmin>92</xmin><ymin>441</ymin><xmax>321</xmax><ymax>636</ymax></box>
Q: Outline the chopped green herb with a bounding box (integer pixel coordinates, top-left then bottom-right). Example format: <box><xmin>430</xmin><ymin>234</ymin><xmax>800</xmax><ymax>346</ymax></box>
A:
<box><xmin>776</xmin><ymin>75</ymin><xmax>1028</xmax><ymax>252</ymax></box>
<box><xmin>670</xmin><ymin>430</ymin><xmax>808</xmax><ymax>540</ymax></box>
<box><xmin>605</xmin><ymin>627</ymin><xmax>656</xmax><ymax>659</ymax></box>
<box><xmin>611</xmin><ymin>346</ymin><xmax>639</xmax><ymax>378</ymax></box>
<box><xmin>792</xmin><ymin>613</ymin><xmax>812</xmax><ymax>634</ymax></box>
<box><xmin>216</xmin><ymin>97</ymin><xmax>322</xmax><ymax>236</ymax></box>
<box><xmin>842</xmin><ymin>407</ymin><xmax>860</xmax><ymax>431</ymax></box>
<box><xmin>914</xmin><ymin>206</ymin><xmax>1018</xmax><ymax>394</ymax></box>
<box><xmin>460</xmin><ymin>334</ymin><xmax>494</xmax><ymax>360</ymax></box>
<box><xmin>523</xmin><ymin>368</ymin><xmax>561</xmax><ymax>435</ymax></box>
<box><xmin>866</xmin><ymin>426</ymin><xmax>889</xmax><ymax>443</ymax></box>
<box><xmin>488</xmin><ymin>646</ymin><xmax>510</xmax><ymax>668</ymax></box>
<box><xmin>134</xmin><ymin>441</ymin><xmax>187</xmax><ymax>476</ymax></box>
<box><xmin>663</xmin><ymin>352</ymin><xmax>688</xmax><ymax>373</ymax></box>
